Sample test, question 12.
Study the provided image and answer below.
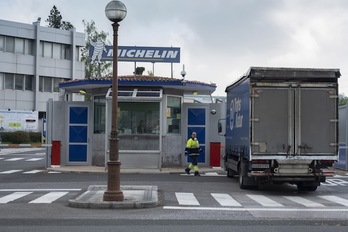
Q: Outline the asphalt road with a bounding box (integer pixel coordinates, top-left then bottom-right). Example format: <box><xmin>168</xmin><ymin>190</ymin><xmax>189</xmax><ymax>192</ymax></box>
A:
<box><xmin>1</xmin><ymin>148</ymin><xmax>348</xmax><ymax>231</ymax></box>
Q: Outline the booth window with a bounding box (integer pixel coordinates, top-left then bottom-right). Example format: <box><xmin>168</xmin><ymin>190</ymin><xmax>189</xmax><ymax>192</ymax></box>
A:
<box><xmin>94</xmin><ymin>96</ymin><xmax>106</xmax><ymax>134</ymax></box>
<box><xmin>167</xmin><ymin>96</ymin><xmax>181</xmax><ymax>134</ymax></box>
<box><xmin>118</xmin><ymin>102</ymin><xmax>160</xmax><ymax>150</ymax></box>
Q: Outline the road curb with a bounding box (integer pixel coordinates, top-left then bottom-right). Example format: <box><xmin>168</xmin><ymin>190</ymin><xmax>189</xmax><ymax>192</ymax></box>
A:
<box><xmin>68</xmin><ymin>185</ymin><xmax>158</xmax><ymax>209</ymax></box>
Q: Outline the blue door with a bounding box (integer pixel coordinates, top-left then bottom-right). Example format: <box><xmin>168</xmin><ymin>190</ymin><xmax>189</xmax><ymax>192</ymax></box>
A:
<box><xmin>187</xmin><ymin>108</ymin><xmax>206</xmax><ymax>163</ymax></box>
<box><xmin>68</xmin><ymin>106</ymin><xmax>89</xmax><ymax>164</ymax></box>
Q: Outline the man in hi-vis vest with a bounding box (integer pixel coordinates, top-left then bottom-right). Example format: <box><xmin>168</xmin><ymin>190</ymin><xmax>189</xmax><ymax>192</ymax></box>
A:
<box><xmin>185</xmin><ymin>132</ymin><xmax>201</xmax><ymax>176</ymax></box>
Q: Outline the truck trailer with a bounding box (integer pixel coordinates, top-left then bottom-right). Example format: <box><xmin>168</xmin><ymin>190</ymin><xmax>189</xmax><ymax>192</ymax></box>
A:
<box><xmin>221</xmin><ymin>67</ymin><xmax>340</xmax><ymax>191</ymax></box>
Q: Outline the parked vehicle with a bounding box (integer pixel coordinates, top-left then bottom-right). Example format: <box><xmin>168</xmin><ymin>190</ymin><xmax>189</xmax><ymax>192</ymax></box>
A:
<box><xmin>219</xmin><ymin>67</ymin><xmax>340</xmax><ymax>191</ymax></box>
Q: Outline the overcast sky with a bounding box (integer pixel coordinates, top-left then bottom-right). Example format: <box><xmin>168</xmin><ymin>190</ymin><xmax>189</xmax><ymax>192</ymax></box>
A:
<box><xmin>1</xmin><ymin>0</ymin><xmax>347</xmax><ymax>96</ymax></box>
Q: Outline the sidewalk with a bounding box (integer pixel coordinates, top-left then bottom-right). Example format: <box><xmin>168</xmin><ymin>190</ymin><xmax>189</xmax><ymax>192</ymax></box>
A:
<box><xmin>47</xmin><ymin>165</ymin><xmax>226</xmax><ymax>174</ymax></box>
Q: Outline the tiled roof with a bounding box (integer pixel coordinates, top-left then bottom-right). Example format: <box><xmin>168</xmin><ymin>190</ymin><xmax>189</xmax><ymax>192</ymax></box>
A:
<box><xmin>60</xmin><ymin>75</ymin><xmax>216</xmax><ymax>87</ymax></box>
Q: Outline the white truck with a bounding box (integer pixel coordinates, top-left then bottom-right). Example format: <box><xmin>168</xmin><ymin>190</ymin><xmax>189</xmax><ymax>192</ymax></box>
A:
<box><xmin>220</xmin><ymin>67</ymin><xmax>340</xmax><ymax>191</ymax></box>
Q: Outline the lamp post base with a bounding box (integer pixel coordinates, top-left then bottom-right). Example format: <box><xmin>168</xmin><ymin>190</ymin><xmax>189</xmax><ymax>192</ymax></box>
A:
<box><xmin>103</xmin><ymin>160</ymin><xmax>124</xmax><ymax>202</ymax></box>
<box><xmin>103</xmin><ymin>190</ymin><xmax>124</xmax><ymax>202</ymax></box>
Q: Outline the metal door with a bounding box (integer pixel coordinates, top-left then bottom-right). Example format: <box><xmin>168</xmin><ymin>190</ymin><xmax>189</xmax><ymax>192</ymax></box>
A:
<box><xmin>252</xmin><ymin>88</ymin><xmax>290</xmax><ymax>154</ymax></box>
<box><xmin>68</xmin><ymin>106</ymin><xmax>90</xmax><ymax>164</ymax></box>
<box><xmin>252</xmin><ymin>86</ymin><xmax>337</xmax><ymax>156</ymax></box>
<box><xmin>186</xmin><ymin>107</ymin><xmax>206</xmax><ymax>163</ymax></box>
<box><xmin>299</xmin><ymin>88</ymin><xmax>337</xmax><ymax>155</ymax></box>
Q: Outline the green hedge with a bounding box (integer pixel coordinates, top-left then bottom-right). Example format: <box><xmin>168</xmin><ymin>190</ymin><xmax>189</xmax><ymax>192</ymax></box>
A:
<box><xmin>0</xmin><ymin>131</ymin><xmax>41</xmax><ymax>144</ymax></box>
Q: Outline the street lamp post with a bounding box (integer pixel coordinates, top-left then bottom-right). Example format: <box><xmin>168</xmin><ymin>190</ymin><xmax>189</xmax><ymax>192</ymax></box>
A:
<box><xmin>103</xmin><ymin>0</ymin><xmax>127</xmax><ymax>202</ymax></box>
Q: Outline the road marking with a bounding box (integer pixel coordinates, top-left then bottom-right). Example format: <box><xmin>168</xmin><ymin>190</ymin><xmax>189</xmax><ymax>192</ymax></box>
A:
<box><xmin>320</xmin><ymin>196</ymin><xmax>348</xmax><ymax>207</ymax></box>
<box><xmin>205</xmin><ymin>172</ymin><xmax>220</xmax><ymax>176</ymax></box>
<box><xmin>25</xmin><ymin>158</ymin><xmax>43</xmax><ymax>161</ymax></box>
<box><xmin>48</xmin><ymin>171</ymin><xmax>61</xmax><ymax>174</ymax></box>
<box><xmin>29</xmin><ymin>192</ymin><xmax>69</xmax><ymax>204</ymax></box>
<box><xmin>0</xmin><ymin>170</ymin><xmax>23</xmax><ymax>174</ymax></box>
<box><xmin>211</xmin><ymin>193</ymin><xmax>242</xmax><ymax>207</ymax></box>
<box><xmin>0</xmin><ymin>192</ymin><xmax>32</xmax><ymax>203</ymax></box>
<box><xmin>284</xmin><ymin>196</ymin><xmax>325</xmax><ymax>207</ymax></box>
<box><xmin>0</xmin><ymin>189</ymin><xmax>81</xmax><ymax>192</ymax></box>
<box><xmin>175</xmin><ymin>192</ymin><xmax>200</xmax><ymax>206</ymax></box>
<box><xmin>322</xmin><ymin>179</ymin><xmax>348</xmax><ymax>186</ymax></box>
<box><xmin>4</xmin><ymin>158</ymin><xmax>24</xmax><ymax>161</ymax></box>
<box><xmin>246</xmin><ymin>194</ymin><xmax>284</xmax><ymax>207</ymax></box>
<box><xmin>163</xmin><ymin>206</ymin><xmax>348</xmax><ymax>212</ymax></box>
<box><xmin>23</xmin><ymin>170</ymin><xmax>43</xmax><ymax>174</ymax></box>
<box><xmin>180</xmin><ymin>172</ymin><xmax>225</xmax><ymax>177</ymax></box>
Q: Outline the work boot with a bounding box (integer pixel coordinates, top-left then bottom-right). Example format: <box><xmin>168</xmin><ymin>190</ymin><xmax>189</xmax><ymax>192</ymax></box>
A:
<box><xmin>194</xmin><ymin>171</ymin><xmax>200</xmax><ymax>176</ymax></box>
<box><xmin>185</xmin><ymin>168</ymin><xmax>190</xmax><ymax>175</ymax></box>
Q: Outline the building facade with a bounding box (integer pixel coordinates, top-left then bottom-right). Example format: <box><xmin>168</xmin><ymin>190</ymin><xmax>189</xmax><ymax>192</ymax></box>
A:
<box><xmin>0</xmin><ymin>19</ymin><xmax>84</xmax><ymax>130</ymax></box>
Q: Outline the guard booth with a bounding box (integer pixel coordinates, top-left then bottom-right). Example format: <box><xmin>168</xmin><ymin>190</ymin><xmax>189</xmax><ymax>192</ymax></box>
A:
<box><xmin>45</xmin><ymin>75</ymin><xmax>225</xmax><ymax>169</ymax></box>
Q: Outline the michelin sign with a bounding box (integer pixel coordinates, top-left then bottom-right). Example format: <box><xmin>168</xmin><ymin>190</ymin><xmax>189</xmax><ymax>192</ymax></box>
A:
<box><xmin>89</xmin><ymin>38</ymin><xmax>180</xmax><ymax>63</ymax></box>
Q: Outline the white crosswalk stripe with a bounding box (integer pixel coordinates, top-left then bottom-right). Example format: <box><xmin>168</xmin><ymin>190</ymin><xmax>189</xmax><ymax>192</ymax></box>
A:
<box><xmin>246</xmin><ymin>194</ymin><xmax>284</xmax><ymax>207</ymax></box>
<box><xmin>0</xmin><ymin>169</ymin><xmax>59</xmax><ymax>174</ymax></box>
<box><xmin>0</xmin><ymin>170</ymin><xmax>23</xmax><ymax>174</ymax></box>
<box><xmin>211</xmin><ymin>193</ymin><xmax>242</xmax><ymax>207</ymax></box>
<box><xmin>175</xmin><ymin>192</ymin><xmax>200</xmax><ymax>205</ymax></box>
<box><xmin>284</xmin><ymin>196</ymin><xmax>325</xmax><ymax>207</ymax></box>
<box><xmin>25</xmin><ymin>158</ymin><xmax>44</xmax><ymax>161</ymax></box>
<box><xmin>23</xmin><ymin>170</ymin><xmax>44</xmax><ymax>174</ymax></box>
<box><xmin>4</xmin><ymin>158</ymin><xmax>24</xmax><ymax>161</ymax></box>
<box><xmin>0</xmin><ymin>192</ymin><xmax>32</xmax><ymax>203</ymax></box>
<box><xmin>29</xmin><ymin>192</ymin><xmax>69</xmax><ymax>204</ymax></box>
<box><xmin>319</xmin><ymin>196</ymin><xmax>348</xmax><ymax>207</ymax></box>
<box><xmin>0</xmin><ymin>189</ymin><xmax>80</xmax><ymax>204</ymax></box>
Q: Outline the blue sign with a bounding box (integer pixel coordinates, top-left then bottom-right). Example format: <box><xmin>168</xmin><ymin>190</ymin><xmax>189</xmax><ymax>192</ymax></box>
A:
<box><xmin>89</xmin><ymin>40</ymin><xmax>180</xmax><ymax>63</ymax></box>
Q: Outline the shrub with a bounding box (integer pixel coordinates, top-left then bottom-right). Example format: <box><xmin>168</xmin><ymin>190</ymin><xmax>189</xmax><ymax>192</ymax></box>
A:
<box><xmin>0</xmin><ymin>131</ymin><xmax>41</xmax><ymax>144</ymax></box>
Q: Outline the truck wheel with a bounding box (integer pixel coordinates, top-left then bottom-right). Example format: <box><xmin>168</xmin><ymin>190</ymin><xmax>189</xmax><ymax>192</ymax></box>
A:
<box><xmin>227</xmin><ymin>168</ymin><xmax>234</xmax><ymax>178</ymax></box>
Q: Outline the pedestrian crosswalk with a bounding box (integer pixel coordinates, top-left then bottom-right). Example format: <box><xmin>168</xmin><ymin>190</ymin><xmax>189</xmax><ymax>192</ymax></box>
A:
<box><xmin>164</xmin><ymin>192</ymin><xmax>348</xmax><ymax>209</ymax></box>
<box><xmin>0</xmin><ymin>169</ymin><xmax>60</xmax><ymax>174</ymax></box>
<box><xmin>1</xmin><ymin>157</ymin><xmax>44</xmax><ymax>162</ymax></box>
<box><xmin>0</xmin><ymin>189</ymin><xmax>80</xmax><ymax>204</ymax></box>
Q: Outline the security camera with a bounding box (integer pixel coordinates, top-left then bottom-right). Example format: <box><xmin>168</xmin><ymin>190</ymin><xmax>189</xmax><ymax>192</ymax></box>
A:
<box><xmin>211</xmin><ymin>109</ymin><xmax>216</xmax><ymax>115</ymax></box>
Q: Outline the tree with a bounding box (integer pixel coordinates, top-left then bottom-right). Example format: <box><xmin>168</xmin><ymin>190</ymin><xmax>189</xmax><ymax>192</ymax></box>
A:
<box><xmin>46</xmin><ymin>5</ymin><xmax>74</xmax><ymax>30</ymax></box>
<box><xmin>339</xmin><ymin>94</ymin><xmax>348</xmax><ymax>106</ymax></box>
<box><xmin>81</xmin><ymin>20</ymin><xmax>112</xmax><ymax>78</ymax></box>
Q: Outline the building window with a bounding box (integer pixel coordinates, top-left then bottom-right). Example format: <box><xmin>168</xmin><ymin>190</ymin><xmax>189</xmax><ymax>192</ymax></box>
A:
<box><xmin>4</xmin><ymin>73</ymin><xmax>14</xmax><ymax>89</ymax></box>
<box><xmin>15</xmin><ymin>38</ymin><xmax>24</xmax><ymax>54</ymax></box>
<box><xmin>76</xmin><ymin>47</ymin><xmax>82</xmax><ymax>61</ymax></box>
<box><xmin>25</xmin><ymin>39</ymin><xmax>34</xmax><ymax>55</ymax></box>
<box><xmin>0</xmin><ymin>35</ymin><xmax>4</xmax><ymax>52</ymax></box>
<box><xmin>39</xmin><ymin>76</ymin><xmax>55</xmax><ymax>92</ymax></box>
<box><xmin>0</xmin><ymin>73</ymin><xmax>3</xmax><ymax>89</ymax></box>
<box><xmin>5</xmin><ymin>36</ymin><xmax>14</xmax><ymax>53</ymax></box>
<box><xmin>63</xmin><ymin>44</ymin><xmax>71</xmax><ymax>60</ymax></box>
<box><xmin>52</xmin><ymin>43</ymin><xmax>61</xmax><ymax>59</ymax></box>
<box><xmin>53</xmin><ymin>78</ymin><xmax>63</xmax><ymax>92</ymax></box>
<box><xmin>15</xmin><ymin>74</ymin><xmax>24</xmax><ymax>90</ymax></box>
<box><xmin>166</xmin><ymin>96</ymin><xmax>181</xmax><ymax>134</ymax></box>
<box><xmin>118</xmin><ymin>102</ymin><xmax>160</xmax><ymax>150</ymax></box>
<box><xmin>94</xmin><ymin>96</ymin><xmax>106</xmax><ymax>134</ymax></box>
<box><xmin>25</xmin><ymin>75</ymin><xmax>33</xmax><ymax>91</ymax></box>
<box><xmin>44</xmin><ymin>77</ymin><xmax>52</xmax><ymax>92</ymax></box>
<box><xmin>43</xmin><ymin>42</ymin><xmax>53</xmax><ymax>58</ymax></box>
